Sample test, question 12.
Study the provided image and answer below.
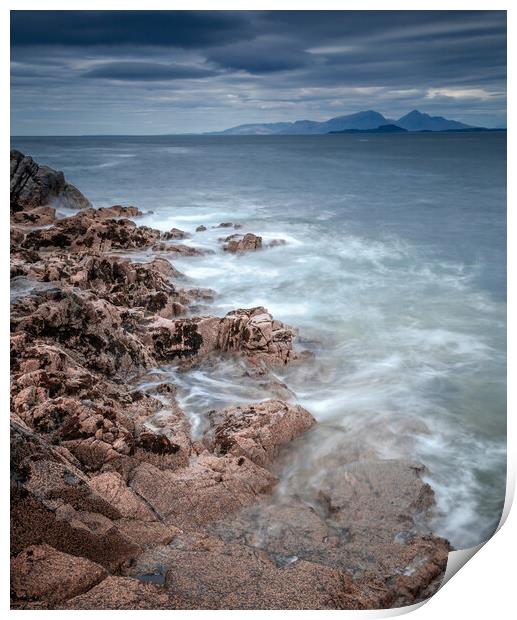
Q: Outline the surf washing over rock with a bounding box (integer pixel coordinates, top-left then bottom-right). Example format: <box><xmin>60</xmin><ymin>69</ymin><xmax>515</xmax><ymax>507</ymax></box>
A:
<box><xmin>10</xmin><ymin>137</ymin><xmax>504</xmax><ymax>609</ymax></box>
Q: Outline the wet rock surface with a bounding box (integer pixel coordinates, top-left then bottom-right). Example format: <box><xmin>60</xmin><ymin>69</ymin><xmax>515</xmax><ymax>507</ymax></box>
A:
<box><xmin>10</xmin><ymin>153</ymin><xmax>450</xmax><ymax>609</ymax></box>
<box><xmin>152</xmin><ymin>241</ymin><xmax>207</xmax><ymax>256</ymax></box>
<box><xmin>94</xmin><ymin>205</ymin><xmax>143</xmax><ymax>219</ymax></box>
<box><xmin>209</xmin><ymin>458</ymin><xmax>451</xmax><ymax>608</ymax></box>
<box><xmin>162</xmin><ymin>227</ymin><xmax>190</xmax><ymax>240</ymax></box>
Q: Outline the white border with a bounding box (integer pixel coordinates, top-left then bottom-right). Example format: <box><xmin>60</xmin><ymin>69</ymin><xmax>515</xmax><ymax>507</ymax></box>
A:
<box><xmin>3</xmin><ymin>2</ymin><xmax>512</xmax><ymax>618</ymax></box>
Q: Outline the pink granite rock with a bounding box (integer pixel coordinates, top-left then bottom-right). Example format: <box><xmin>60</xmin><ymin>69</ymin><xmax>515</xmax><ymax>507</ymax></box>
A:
<box><xmin>223</xmin><ymin>232</ymin><xmax>262</xmax><ymax>253</ymax></box>
<box><xmin>11</xmin><ymin>544</ymin><xmax>107</xmax><ymax>606</ymax></box>
<box><xmin>207</xmin><ymin>400</ymin><xmax>316</xmax><ymax>466</ymax></box>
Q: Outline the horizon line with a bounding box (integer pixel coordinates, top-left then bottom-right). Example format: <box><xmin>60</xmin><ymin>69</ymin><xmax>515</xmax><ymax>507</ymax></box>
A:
<box><xmin>11</xmin><ymin>129</ymin><xmax>507</xmax><ymax>138</ymax></box>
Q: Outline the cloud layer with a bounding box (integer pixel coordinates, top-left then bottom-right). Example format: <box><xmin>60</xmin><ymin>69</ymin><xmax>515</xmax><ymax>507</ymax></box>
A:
<box><xmin>10</xmin><ymin>10</ymin><xmax>507</xmax><ymax>134</ymax></box>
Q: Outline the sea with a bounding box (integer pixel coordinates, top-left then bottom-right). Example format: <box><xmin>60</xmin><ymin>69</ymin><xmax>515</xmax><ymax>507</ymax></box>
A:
<box><xmin>11</xmin><ymin>132</ymin><xmax>507</xmax><ymax>550</ymax></box>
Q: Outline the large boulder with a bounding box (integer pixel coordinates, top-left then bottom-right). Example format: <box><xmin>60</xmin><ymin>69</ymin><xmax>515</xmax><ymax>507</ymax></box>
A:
<box><xmin>10</xmin><ymin>150</ymin><xmax>91</xmax><ymax>212</ymax></box>
<box><xmin>223</xmin><ymin>232</ymin><xmax>262</xmax><ymax>253</ymax></box>
<box><xmin>145</xmin><ymin>307</ymin><xmax>297</xmax><ymax>368</ymax></box>
<box><xmin>218</xmin><ymin>307</ymin><xmax>297</xmax><ymax>367</ymax></box>
<box><xmin>161</xmin><ymin>227</ymin><xmax>190</xmax><ymax>240</ymax></box>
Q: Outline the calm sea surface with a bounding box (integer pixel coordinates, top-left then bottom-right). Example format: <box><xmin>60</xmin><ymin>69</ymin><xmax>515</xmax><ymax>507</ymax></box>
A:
<box><xmin>11</xmin><ymin>133</ymin><xmax>506</xmax><ymax>549</ymax></box>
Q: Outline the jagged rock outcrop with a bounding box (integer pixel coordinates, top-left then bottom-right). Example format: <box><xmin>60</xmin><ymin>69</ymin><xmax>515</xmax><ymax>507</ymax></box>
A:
<box><xmin>10</xmin><ymin>394</ymin><xmax>320</xmax><ymax>606</ymax></box>
<box><xmin>17</xmin><ymin>253</ymin><xmax>192</xmax><ymax>317</ymax></box>
<box><xmin>11</xmin><ymin>289</ymin><xmax>155</xmax><ymax>376</ymax></box>
<box><xmin>10</xmin><ymin>338</ymin><xmax>193</xmax><ymax>474</ymax></box>
<box><xmin>10</xmin><ymin>150</ymin><xmax>91</xmax><ymax>212</ymax></box>
<box><xmin>218</xmin><ymin>307</ymin><xmax>297</xmax><ymax>367</ymax></box>
<box><xmin>145</xmin><ymin>306</ymin><xmax>297</xmax><ymax>368</ymax></box>
<box><xmin>22</xmin><ymin>210</ymin><xmax>161</xmax><ymax>253</ymax></box>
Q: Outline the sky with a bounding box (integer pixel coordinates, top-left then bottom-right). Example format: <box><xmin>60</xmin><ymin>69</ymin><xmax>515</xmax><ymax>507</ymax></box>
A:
<box><xmin>10</xmin><ymin>10</ymin><xmax>507</xmax><ymax>135</ymax></box>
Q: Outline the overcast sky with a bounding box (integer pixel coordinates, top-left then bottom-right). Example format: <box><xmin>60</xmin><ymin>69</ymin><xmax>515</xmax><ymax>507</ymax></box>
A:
<box><xmin>10</xmin><ymin>10</ymin><xmax>507</xmax><ymax>135</ymax></box>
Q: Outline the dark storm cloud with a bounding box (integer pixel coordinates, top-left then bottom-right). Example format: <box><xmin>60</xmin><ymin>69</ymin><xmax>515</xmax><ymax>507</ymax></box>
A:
<box><xmin>10</xmin><ymin>10</ymin><xmax>507</xmax><ymax>134</ymax></box>
<box><xmin>207</xmin><ymin>39</ymin><xmax>313</xmax><ymax>74</ymax></box>
<box><xmin>10</xmin><ymin>10</ymin><xmax>253</xmax><ymax>48</ymax></box>
<box><xmin>81</xmin><ymin>61</ymin><xmax>219</xmax><ymax>81</ymax></box>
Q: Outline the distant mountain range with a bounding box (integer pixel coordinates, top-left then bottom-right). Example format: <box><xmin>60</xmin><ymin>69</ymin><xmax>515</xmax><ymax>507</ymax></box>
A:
<box><xmin>209</xmin><ymin>109</ymin><xmax>503</xmax><ymax>135</ymax></box>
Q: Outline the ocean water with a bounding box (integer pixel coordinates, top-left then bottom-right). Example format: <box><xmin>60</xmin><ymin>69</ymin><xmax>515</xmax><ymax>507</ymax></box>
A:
<box><xmin>11</xmin><ymin>133</ymin><xmax>506</xmax><ymax>550</ymax></box>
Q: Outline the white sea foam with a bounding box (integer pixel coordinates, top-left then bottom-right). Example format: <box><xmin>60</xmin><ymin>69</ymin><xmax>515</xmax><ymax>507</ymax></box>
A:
<box><xmin>159</xmin><ymin>216</ymin><xmax>505</xmax><ymax>549</ymax></box>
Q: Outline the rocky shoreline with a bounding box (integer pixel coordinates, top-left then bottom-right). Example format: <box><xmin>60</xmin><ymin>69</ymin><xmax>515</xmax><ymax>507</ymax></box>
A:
<box><xmin>10</xmin><ymin>150</ymin><xmax>451</xmax><ymax>609</ymax></box>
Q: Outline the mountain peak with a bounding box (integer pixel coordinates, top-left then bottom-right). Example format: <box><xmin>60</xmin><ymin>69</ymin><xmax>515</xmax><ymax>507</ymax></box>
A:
<box><xmin>404</xmin><ymin>109</ymin><xmax>425</xmax><ymax>117</ymax></box>
<box><xmin>397</xmin><ymin>110</ymin><xmax>471</xmax><ymax>131</ymax></box>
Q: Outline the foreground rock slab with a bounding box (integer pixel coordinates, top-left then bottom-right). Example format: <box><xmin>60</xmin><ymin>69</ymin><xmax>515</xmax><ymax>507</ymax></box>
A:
<box><xmin>211</xmin><ymin>458</ymin><xmax>451</xmax><ymax>608</ymax></box>
<box><xmin>64</xmin><ymin>576</ymin><xmax>169</xmax><ymax>610</ymax></box>
<box><xmin>11</xmin><ymin>544</ymin><xmax>107</xmax><ymax>607</ymax></box>
<box><xmin>152</xmin><ymin>532</ymin><xmax>363</xmax><ymax>609</ymax></box>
